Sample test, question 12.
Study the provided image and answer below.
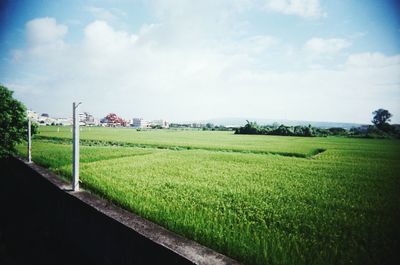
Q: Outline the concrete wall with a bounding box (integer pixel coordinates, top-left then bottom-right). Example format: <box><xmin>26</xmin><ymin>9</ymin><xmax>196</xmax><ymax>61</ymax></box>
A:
<box><xmin>0</xmin><ymin>157</ymin><xmax>239</xmax><ymax>265</ymax></box>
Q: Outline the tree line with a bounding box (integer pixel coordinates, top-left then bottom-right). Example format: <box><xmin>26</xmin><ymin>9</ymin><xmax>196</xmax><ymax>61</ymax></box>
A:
<box><xmin>235</xmin><ymin>122</ymin><xmax>336</xmax><ymax>137</ymax></box>
<box><xmin>235</xmin><ymin>109</ymin><xmax>400</xmax><ymax>138</ymax></box>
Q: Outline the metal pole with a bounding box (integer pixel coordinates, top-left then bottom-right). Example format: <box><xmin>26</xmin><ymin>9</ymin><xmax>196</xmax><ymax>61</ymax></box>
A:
<box><xmin>72</xmin><ymin>102</ymin><xmax>81</xmax><ymax>191</ymax></box>
<box><xmin>28</xmin><ymin>118</ymin><xmax>32</xmax><ymax>163</ymax></box>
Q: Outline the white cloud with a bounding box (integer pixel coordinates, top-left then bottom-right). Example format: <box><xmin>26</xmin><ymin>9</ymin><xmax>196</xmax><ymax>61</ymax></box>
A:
<box><xmin>264</xmin><ymin>0</ymin><xmax>325</xmax><ymax>18</ymax></box>
<box><xmin>26</xmin><ymin>17</ymin><xmax>68</xmax><ymax>46</ymax></box>
<box><xmin>346</xmin><ymin>52</ymin><xmax>400</xmax><ymax>68</ymax></box>
<box><xmin>304</xmin><ymin>37</ymin><xmax>351</xmax><ymax>55</ymax></box>
<box><xmin>243</xmin><ymin>35</ymin><xmax>279</xmax><ymax>54</ymax></box>
<box><xmin>85</xmin><ymin>6</ymin><xmax>129</xmax><ymax>30</ymax></box>
<box><xmin>8</xmin><ymin>14</ymin><xmax>400</xmax><ymax>124</ymax></box>
<box><xmin>150</xmin><ymin>0</ymin><xmax>255</xmax><ymax>45</ymax></box>
<box><xmin>216</xmin><ymin>35</ymin><xmax>279</xmax><ymax>57</ymax></box>
<box><xmin>83</xmin><ymin>20</ymin><xmax>137</xmax><ymax>52</ymax></box>
<box><xmin>86</xmin><ymin>6</ymin><xmax>118</xmax><ymax>22</ymax></box>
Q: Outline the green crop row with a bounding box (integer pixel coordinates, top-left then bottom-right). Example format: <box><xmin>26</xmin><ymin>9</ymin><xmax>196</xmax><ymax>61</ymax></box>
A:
<box><xmin>34</xmin><ymin>126</ymin><xmax>328</xmax><ymax>155</ymax></box>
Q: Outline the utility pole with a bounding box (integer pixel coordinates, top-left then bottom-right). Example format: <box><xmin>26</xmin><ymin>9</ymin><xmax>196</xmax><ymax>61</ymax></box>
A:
<box><xmin>73</xmin><ymin>102</ymin><xmax>82</xmax><ymax>191</ymax></box>
<box><xmin>27</xmin><ymin>118</ymin><xmax>32</xmax><ymax>163</ymax></box>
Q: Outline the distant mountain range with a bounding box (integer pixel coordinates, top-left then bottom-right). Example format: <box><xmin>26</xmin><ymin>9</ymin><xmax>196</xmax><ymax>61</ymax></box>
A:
<box><xmin>195</xmin><ymin>118</ymin><xmax>366</xmax><ymax>129</ymax></box>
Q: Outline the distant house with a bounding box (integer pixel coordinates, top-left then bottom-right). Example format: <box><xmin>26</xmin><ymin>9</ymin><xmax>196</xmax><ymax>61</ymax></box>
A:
<box><xmin>27</xmin><ymin>110</ymin><xmax>39</xmax><ymax>122</ymax></box>
<box><xmin>150</xmin><ymin>119</ymin><xmax>169</xmax><ymax>128</ymax></box>
<box><xmin>54</xmin><ymin>118</ymin><xmax>72</xmax><ymax>126</ymax></box>
<box><xmin>225</xmin><ymin>125</ymin><xmax>241</xmax><ymax>129</ymax></box>
<box><xmin>131</xmin><ymin>118</ymin><xmax>149</xmax><ymax>128</ymax></box>
<box><xmin>79</xmin><ymin>112</ymin><xmax>99</xmax><ymax>126</ymax></box>
<box><xmin>38</xmin><ymin>113</ymin><xmax>52</xmax><ymax>125</ymax></box>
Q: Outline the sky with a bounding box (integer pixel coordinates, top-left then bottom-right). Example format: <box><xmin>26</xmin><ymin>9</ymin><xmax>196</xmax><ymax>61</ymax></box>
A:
<box><xmin>0</xmin><ymin>0</ymin><xmax>399</xmax><ymax>123</ymax></box>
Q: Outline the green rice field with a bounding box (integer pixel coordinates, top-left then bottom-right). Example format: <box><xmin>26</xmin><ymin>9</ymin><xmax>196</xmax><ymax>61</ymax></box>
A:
<box><xmin>17</xmin><ymin>126</ymin><xmax>400</xmax><ymax>265</ymax></box>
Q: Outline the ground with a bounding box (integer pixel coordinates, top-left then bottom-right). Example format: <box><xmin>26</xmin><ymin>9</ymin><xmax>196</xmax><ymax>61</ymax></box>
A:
<box><xmin>16</xmin><ymin>127</ymin><xmax>400</xmax><ymax>265</ymax></box>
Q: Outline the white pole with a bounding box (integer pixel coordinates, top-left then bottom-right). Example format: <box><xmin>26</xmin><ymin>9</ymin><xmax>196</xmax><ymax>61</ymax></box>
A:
<box><xmin>27</xmin><ymin>118</ymin><xmax>32</xmax><ymax>163</ymax></box>
<box><xmin>72</xmin><ymin>102</ymin><xmax>81</xmax><ymax>191</ymax></box>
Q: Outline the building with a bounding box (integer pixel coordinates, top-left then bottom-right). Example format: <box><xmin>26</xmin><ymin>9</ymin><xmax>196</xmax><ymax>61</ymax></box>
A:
<box><xmin>37</xmin><ymin>113</ymin><xmax>52</xmax><ymax>125</ymax></box>
<box><xmin>191</xmin><ymin>123</ymin><xmax>205</xmax><ymax>128</ymax></box>
<box><xmin>54</xmin><ymin>118</ymin><xmax>72</xmax><ymax>126</ymax></box>
<box><xmin>79</xmin><ymin>112</ymin><xmax>99</xmax><ymax>126</ymax></box>
<box><xmin>131</xmin><ymin>118</ymin><xmax>149</xmax><ymax>128</ymax></box>
<box><xmin>27</xmin><ymin>110</ymin><xmax>39</xmax><ymax>122</ymax></box>
<box><xmin>150</xmin><ymin>119</ymin><xmax>169</xmax><ymax>128</ymax></box>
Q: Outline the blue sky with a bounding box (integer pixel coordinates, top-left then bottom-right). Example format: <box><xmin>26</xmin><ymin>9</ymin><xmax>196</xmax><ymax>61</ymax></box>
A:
<box><xmin>1</xmin><ymin>0</ymin><xmax>399</xmax><ymax>123</ymax></box>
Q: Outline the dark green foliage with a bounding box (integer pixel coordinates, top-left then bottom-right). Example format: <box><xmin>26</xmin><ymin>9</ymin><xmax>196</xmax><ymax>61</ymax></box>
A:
<box><xmin>150</xmin><ymin>124</ymin><xmax>163</xmax><ymax>129</ymax></box>
<box><xmin>365</xmin><ymin>126</ymin><xmax>399</xmax><ymax>139</ymax></box>
<box><xmin>235</xmin><ymin>120</ymin><xmax>260</xmax><ymax>134</ymax></box>
<box><xmin>236</xmin><ymin>119</ymin><xmax>400</xmax><ymax>139</ymax></box>
<box><xmin>235</xmin><ymin>121</ymin><xmax>332</xmax><ymax>137</ymax></box>
<box><xmin>372</xmin><ymin>109</ymin><xmax>392</xmax><ymax>132</ymax></box>
<box><xmin>206</xmin><ymin>123</ymin><xmax>214</xmax><ymax>129</ymax></box>
<box><xmin>0</xmin><ymin>85</ymin><xmax>28</xmax><ymax>158</ymax></box>
<box><xmin>350</xmin><ymin>125</ymin><xmax>400</xmax><ymax>139</ymax></box>
<box><xmin>328</xmin><ymin>127</ymin><xmax>347</xmax><ymax>135</ymax></box>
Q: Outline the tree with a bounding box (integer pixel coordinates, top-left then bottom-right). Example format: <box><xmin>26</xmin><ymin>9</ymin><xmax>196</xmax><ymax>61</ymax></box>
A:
<box><xmin>206</xmin><ymin>123</ymin><xmax>214</xmax><ymax>129</ymax></box>
<box><xmin>304</xmin><ymin>124</ymin><xmax>313</xmax><ymax>137</ymax></box>
<box><xmin>103</xmin><ymin>113</ymin><xmax>127</xmax><ymax>127</ymax></box>
<box><xmin>372</xmin><ymin>109</ymin><xmax>392</xmax><ymax>132</ymax></box>
<box><xmin>0</xmin><ymin>85</ymin><xmax>28</xmax><ymax>158</ymax></box>
<box><xmin>234</xmin><ymin>120</ymin><xmax>259</xmax><ymax>134</ymax></box>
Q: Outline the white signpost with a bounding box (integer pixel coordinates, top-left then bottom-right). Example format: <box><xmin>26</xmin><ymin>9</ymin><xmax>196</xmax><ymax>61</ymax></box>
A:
<box><xmin>72</xmin><ymin>102</ymin><xmax>81</xmax><ymax>191</ymax></box>
<box><xmin>27</xmin><ymin>118</ymin><xmax>32</xmax><ymax>163</ymax></box>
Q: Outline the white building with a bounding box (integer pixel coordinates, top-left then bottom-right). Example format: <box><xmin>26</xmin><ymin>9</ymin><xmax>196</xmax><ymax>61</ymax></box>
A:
<box><xmin>37</xmin><ymin>113</ymin><xmax>52</xmax><ymax>125</ymax></box>
<box><xmin>131</xmin><ymin>118</ymin><xmax>149</xmax><ymax>128</ymax></box>
<box><xmin>27</xmin><ymin>110</ymin><xmax>39</xmax><ymax>122</ymax></box>
<box><xmin>79</xmin><ymin>112</ymin><xmax>99</xmax><ymax>126</ymax></box>
<box><xmin>54</xmin><ymin>118</ymin><xmax>72</xmax><ymax>126</ymax></box>
<box><xmin>151</xmin><ymin>119</ymin><xmax>169</xmax><ymax>128</ymax></box>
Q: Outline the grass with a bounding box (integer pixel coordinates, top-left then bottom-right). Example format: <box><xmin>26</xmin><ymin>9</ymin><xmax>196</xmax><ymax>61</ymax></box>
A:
<box><xmin>35</xmin><ymin>126</ymin><xmax>327</xmax><ymax>157</ymax></box>
<box><xmin>16</xmin><ymin>127</ymin><xmax>400</xmax><ymax>265</ymax></box>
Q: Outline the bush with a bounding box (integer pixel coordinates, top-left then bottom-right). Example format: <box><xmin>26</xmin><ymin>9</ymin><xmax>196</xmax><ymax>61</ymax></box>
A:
<box><xmin>235</xmin><ymin>122</ymin><xmax>350</xmax><ymax>137</ymax></box>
